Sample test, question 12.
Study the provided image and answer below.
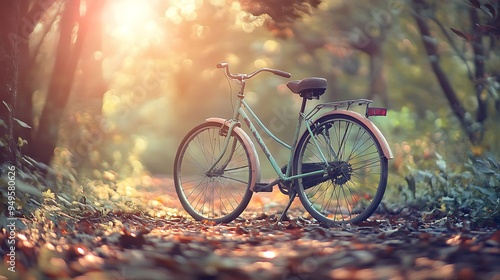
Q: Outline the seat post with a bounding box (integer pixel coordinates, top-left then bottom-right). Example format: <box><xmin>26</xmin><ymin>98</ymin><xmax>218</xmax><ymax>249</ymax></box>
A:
<box><xmin>300</xmin><ymin>97</ymin><xmax>308</xmax><ymax>114</ymax></box>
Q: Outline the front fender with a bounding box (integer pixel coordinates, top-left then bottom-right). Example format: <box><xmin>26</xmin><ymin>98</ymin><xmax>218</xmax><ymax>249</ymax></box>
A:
<box><xmin>206</xmin><ymin>117</ymin><xmax>261</xmax><ymax>189</ymax></box>
<box><xmin>314</xmin><ymin>110</ymin><xmax>393</xmax><ymax>159</ymax></box>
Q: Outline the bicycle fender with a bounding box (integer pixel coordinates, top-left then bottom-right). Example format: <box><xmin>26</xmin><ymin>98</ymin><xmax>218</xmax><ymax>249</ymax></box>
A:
<box><xmin>315</xmin><ymin>110</ymin><xmax>393</xmax><ymax>159</ymax></box>
<box><xmin>205</xmin><ymin>117</ymin><xmax>262</xmax><ymax>188</ymax></box>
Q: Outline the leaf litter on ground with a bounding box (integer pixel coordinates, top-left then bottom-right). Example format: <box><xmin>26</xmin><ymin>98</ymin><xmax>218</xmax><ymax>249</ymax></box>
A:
<box><xmin>1</xmin><ymin>176</ymin><xmax>499</xmax><ymax>280</ymax></box>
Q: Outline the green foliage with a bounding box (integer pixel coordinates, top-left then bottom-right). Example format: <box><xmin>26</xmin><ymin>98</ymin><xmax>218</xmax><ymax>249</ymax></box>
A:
<box><xmin>379</xmin><ymin>106</ymin><xmax>499</xmax><ymax>227</ymax></box>
<box><xmin>401</xmin><ymin>154</ymin><xmax>500</xmax><ymax>227</ymax></box>
<box><xmin>0</xmin><ymin>163</ymin><xmax>44</xmax><ymax>217</ymax></box>
<box><xmin>0</xmin><ymin>114</ymin><xmax>45</xmax><ymax>217</ymax></box>
<box><xmin>450</xmin><ymin>0</ymin><xmax>500</xmax><ymax>39</ymax></box>
<box><xmin>239</xmin><ymin>0</ymin><xmax>321</xmax><ymax>27</ymax></box>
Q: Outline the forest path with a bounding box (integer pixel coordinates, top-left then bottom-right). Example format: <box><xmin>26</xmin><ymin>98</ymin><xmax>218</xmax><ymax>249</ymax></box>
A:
<box><xmin>1</xmin><ymin>176</ymin><xmax>499</xmax><ymax>280</ymax></box>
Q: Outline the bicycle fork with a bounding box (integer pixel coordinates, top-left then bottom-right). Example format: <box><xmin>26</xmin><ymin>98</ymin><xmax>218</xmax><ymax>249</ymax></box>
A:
<box><xmin>205</xmin><ymin>120</ymin><xmax>240</xmax><ymax>177</ymax></box>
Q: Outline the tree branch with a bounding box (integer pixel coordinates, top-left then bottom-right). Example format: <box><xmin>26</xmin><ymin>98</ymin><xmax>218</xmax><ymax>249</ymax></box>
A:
<box><xmin>411</xmin><ymin>0</ymin><xmax>478</xmax><ymax>143</ymax></box>
<box><xmin>430</xmin><ymin>16</ymin><xmax>474</xmax><ymax>81</ymax></box>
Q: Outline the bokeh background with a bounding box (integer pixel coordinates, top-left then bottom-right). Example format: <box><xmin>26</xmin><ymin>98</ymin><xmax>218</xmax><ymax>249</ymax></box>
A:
<box><xmin>1</xmin><ymin>0</ymin><xmax>499</xmax><ymax>224</ymax></box>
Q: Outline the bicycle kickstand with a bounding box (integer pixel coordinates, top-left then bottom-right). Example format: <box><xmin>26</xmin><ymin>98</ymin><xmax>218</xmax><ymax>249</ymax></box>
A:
<box><xmin>278</xmin><ymin>189</ymin><xmax>297</xmax><ymax>223</ymax></box>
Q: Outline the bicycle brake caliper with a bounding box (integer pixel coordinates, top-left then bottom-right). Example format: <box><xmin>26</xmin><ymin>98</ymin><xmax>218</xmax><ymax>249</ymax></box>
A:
<box><xmin>219</xmin><ymin>119</ymin><xmax>240</xmax><ymax>137</ymax></box>
<box><xmin>219</xmin><ymin>125</ymin><xmax>228</xmax><ymax>137</ymax></box>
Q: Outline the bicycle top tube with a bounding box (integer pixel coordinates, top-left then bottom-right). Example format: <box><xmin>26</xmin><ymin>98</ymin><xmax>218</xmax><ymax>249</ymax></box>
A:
<box><xmin>217</xmin><ymin>62</ymin><xmax>291</xmax><ymax>81</ymax></box>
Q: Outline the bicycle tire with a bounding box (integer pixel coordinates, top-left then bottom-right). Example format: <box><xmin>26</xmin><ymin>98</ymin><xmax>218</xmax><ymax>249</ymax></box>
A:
<box><xmin>173</xmin><ymin>122</ymin><xmax>253</xmax><ymax>223</ymax></box>
<box><xmin>293</xmin><ymin>114</ymin><xmax>388</xmax><ymax>224</ymax></box>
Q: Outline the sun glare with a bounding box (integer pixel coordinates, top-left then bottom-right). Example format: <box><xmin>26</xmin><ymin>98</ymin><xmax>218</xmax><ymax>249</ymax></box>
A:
<box><xmin>104</xmin><ymin>0</ymin><xmax>159</xmax><ymax>43</ymax></box>
<box><xmin>165</xmin><ymin>0</ymin><xmax>202</xmax><ymax>24</ymax></box>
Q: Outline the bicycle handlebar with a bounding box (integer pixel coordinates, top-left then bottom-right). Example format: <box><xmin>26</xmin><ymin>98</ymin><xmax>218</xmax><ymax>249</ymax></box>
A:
<box><xmin>217</xmin><ymin>62</ymin><xmax>291</xmax><ymax>80</ymax></box>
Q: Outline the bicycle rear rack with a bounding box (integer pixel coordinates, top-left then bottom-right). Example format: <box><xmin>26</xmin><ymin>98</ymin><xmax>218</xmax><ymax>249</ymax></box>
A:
<box><xmin>305</xmin><ymin>98</ymin><xmax>373</xmax><ymax>119</ymax></box>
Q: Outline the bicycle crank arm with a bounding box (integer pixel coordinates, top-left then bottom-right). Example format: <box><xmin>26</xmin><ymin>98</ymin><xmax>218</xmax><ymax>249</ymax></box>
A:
<box><xmin>253</xmin><ymin>178</ymin><xmax>280</xmax><ymax>192</ymax></box>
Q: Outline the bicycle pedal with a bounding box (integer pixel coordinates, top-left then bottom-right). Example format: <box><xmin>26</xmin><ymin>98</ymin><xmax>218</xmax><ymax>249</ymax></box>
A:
<box><xmin>254</xmin><ymin>183</ymin><xmax>274</xmax><ymax>192</ymax></box>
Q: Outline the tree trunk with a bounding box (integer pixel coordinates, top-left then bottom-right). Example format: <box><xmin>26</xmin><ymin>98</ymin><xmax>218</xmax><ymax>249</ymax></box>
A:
<box><xmin>66</xmin><ymin>0</ymin><xmax>108</xmax><ymax>171</ymax></box>
<box><xmin>411</xmin><ymin>0</ymin><xmax>478</xmax><ymax>143</ymax></box>
<box><xmin>31</xmin><ymin>0</ymin><xmax>84</xmax><ymax>164</ymax></box>
<box><xmin>75</xmin><ymin>0</ymin><xmax>107</xmax><ymax>105</ymax></box>
<box><xmin>367</xmin><ymin>50</ymin><xmax>388</xmax><ymax>107</ymax></box>
<box><xmin>0</xmin><ymin>1</ymin><xmax>20</xmax><ymax>164</ymax></box>
<box><xmin>350</xmin><ymin>26</ymin><xmax>389</xmax><ymax>107</ymax></box>
<box><xmin>13</xmin><ymin>0</ymin><xmax>34</xmax><ymax>157</ymax></box>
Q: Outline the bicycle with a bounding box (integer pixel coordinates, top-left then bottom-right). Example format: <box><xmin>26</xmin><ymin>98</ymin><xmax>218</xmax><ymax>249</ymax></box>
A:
<box><xmin>173</xmin><ymin>62</ymin><xmax>393</xmax><ymax>225</ymax></box>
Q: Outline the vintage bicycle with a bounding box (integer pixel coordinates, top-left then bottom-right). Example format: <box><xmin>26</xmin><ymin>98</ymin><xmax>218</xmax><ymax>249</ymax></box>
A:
<box><xmin>173</xmin><ymin>63</ymin><xmax>393</xmax><ymax>225</ymax></box>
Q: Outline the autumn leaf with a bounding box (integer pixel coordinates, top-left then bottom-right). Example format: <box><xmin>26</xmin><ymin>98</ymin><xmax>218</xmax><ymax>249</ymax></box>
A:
<box><xmin>475</xmin><ymin>23</ymin><xmax>499</xmax><ymax>34</ymax></box>
<box><xmin>450</xmin><ymin>27</ymin><xmax>473</xmax><ymax>41</ymax></box>
<box><xmin>484</xmin><ymin>3</ymin><xmax>496</xmax><ymax>18</ymax></box>
<box><xmin>13</xmin><ymin>117</ymin><xmax>32</xmax><ymax>128</ymax></box>
<box><xmin>469</xmin><ymin>0</ymin><xmax>481</xmax><ymax>8</ymax></box>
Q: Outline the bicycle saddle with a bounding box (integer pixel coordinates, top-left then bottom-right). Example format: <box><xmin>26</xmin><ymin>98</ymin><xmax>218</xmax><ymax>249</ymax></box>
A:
<box><xmin>286</xmin><ymin>77</ymin><xmax>327</xmax><ymax>100</ymax></box>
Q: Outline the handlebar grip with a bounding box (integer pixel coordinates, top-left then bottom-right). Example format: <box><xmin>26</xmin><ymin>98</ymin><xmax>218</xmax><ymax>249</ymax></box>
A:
<box><xmin>216</xmin><ymin>62</ymin><xmax>228</xmax><ymax>69</ymax></box>
<box><xmin>273</xmin><ymin>70</ymin><xmax>291</xmax><ymax>78</ymax></box>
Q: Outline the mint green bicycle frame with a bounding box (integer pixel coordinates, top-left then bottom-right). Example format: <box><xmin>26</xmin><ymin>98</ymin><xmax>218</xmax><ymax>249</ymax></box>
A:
<box><xmin>206</xmin><ymin>87</ymin><xmax>328</xmax><ymax>186</ymax></box>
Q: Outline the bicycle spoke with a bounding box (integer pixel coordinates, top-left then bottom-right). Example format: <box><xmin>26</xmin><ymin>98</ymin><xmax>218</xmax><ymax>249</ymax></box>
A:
<box><xmin>223</xmin><ymin>165</ymin><xmax>250</xmax><ymax>172</ymax></box>
<box><xmin>350</xmin><ymin>156</ymin><xmax>381</xmax><ymax>171</ymax></box>
<box><xmin>306</xmin><ymin>184</ymin><xmax>327</xmax><ymax>206</ymax></box>
<box><xmin>323</xmin><ymin>182</ymin><xmax>337</xmax><ymax>215</ymax></box>
<box><xmin>341</xmin><ymin>185</ymin><xmax>353</xmax><ymax>219</ymax></box>
<box><xmin>338</xmin><ymin>121</ymin><xmax>348</xmax><ymax>161</ymax></box>
<box><xmin>213</xmin><ymin>181</ymin><xmax>234</xmax><ymax>215</ymax></box>
<box><xmin>333</xmin><ymin>183</ymin><xmax>344</xmax><ymax>221</ymax></box>
<box><xmin>347</xmin><ymin>135</ymin><xmax>376</xmax><ymax>161</ymax></box>
<box><xmin>219</xmin><ymin>174</ymin><xmax>249</xmax><ymax>186</ymax></box>
<box><xmin>316</xmin><ymin>131</ymin><xmax>337</xmax><ymax>162</ymax></box>
<box><xmin>191</xmin><ymin>181</ymin><xmax>210</xmax><ymax>214</ymax></box>
<box><xmin>184</xmin><ymin>177</ymin><xmax>208</xmax><ymax>199</ymax></box>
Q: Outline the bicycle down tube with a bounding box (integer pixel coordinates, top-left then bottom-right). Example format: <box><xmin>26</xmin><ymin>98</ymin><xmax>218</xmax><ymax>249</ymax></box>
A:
<box><xmin>207</xmin><ymin>97</ymin><xmax>327</xmax><ymax>183</ymax></box>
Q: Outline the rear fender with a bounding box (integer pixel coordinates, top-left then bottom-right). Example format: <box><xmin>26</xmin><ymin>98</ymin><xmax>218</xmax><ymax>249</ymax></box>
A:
<box><xmin>313</xmin><ymin>110</ymin><xmax>393</xmax><ymax>159</ymax></box>
<box><xmin>206</xmin><ymin>117</ymin><xmax>261</xmax><ymax>189</ymax></box>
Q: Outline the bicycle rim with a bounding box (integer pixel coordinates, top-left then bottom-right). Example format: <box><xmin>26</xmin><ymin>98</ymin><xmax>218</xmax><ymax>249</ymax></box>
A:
<box><xmin>174</xmin><ymin>123</ymin><xmax>253</xmax><ymax>223</ymax></box>
<box><xmin>294</xmin><ymin>115</ymin><xmax>388</xmax><ymax>224</ymax></box>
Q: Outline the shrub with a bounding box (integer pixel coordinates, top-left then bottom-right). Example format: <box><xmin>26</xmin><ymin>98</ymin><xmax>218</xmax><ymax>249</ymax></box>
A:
<box><xmin>402</xmin><ymin>153</ymin><xmax>500</xmax><ymax>227</ymax></box>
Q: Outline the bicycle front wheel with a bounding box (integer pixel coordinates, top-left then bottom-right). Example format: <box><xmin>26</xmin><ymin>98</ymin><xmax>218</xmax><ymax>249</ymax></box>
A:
<box><xmin>294</xmin><ymin>114</ymin><xmax>388</xmax><ymax>224</ymax></box>
<box><xmin>173</xmin><ymin>122</ymin><xmax>253</xmax><ymax>223</ymax></box>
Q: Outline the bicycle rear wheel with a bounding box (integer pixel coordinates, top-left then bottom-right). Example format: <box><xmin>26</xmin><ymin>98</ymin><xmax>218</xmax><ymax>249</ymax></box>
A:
<box><xmin>293</xmin><ymin>114</ymin><xmax>388</xmax><ymax>224</ymax></box>
<box><xmin>173</xmin><ymin>122</ymin><xmax>253</xmax><ymax>223</ymax></box>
